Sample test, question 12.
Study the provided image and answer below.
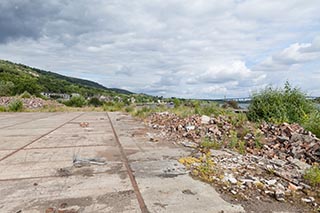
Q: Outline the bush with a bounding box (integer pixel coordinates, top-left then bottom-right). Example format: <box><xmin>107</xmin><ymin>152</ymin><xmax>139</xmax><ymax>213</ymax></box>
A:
<box><xmin>304</xmin><ymin>165</ymin><xmax>320</xmax><ymax>187</ymax></box>
<box><xmin>64</xmin><ymin>96</ymin><xmax>86</xmax><ymax>107</ymax></box>
<box><xmin>88</xmin><ymin>97</ymin><xmax>103</xmax><ymax>107</ymax></box>
<box><xmin>103</xmin><ymin>102</ymin><xmax>125</xmax><ymax>112</ymax></box>
<box><xmin>222</xmin><ymin>100</ymin><xmax>239</xmax><ymax>109</ymax></box>
<box><xmin>8</xmin><ymin>100</ymin><xmax>23</xmax><ymax>112</ymax></box>
<box><xmin>0</xmin><ymin>106</ymin><xmax>6</xmax><ymax>112</ymax></box>
<box><xmin>302</xmin><ymin>111</ymin><xmax>320</xmax><ymax>138</ymax></box>
<box><xmin>248</xmin><ymin>82</ymin><xmax>316</xmax><ymax>124</ymax></box>
<box><xmin>20</xmin><ymin>91</ymin><xmax>32</xmax><ymax>98</ymax></box>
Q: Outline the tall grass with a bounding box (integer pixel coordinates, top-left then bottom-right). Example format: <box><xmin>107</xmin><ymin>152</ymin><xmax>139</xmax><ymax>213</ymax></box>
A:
<box><xmin>8</xmin><ymin>100</ymin><xmax>23</xmax><ymax>112</ymax></box>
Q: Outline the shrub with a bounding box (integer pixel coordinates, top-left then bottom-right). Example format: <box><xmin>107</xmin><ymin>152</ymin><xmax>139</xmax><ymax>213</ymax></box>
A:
<box><xmin>248</xmin><ymin>82</ymin><xmax>316</xmax><ymax>124</ymax></box>
<box><xmin>103</xmin><ymin>102</ymin><xmax>125</xmax><ymax>112</ymax></box>
<box><xmin>200</xmin><ymin>137</ymin><xmax>221</xmax><ymax>149</ymax></box>
<box><xmin>64</xmin><ymin>96</ymin><xmax>86</xmax><ymax>107</ymax></box>
<box><xmin>222</xmin><ymin>100</ymin><xmax>239</xmax><ymax>109</ymax></box>
<box><xmin>0</xmin><ymin>106</ymin><xmax>6</xmax><ymax>112</ymax></box>
<box><xmin>304</xmin><ymin>165</ymin><xmax>320</xmax><ymax>187</ymax></box>
<box><xmin>88</xmin><ymin>97</ymin><xmax>103</xmax><ymax>107</ymax></box>
<box><xmin>302</xmin><ymin>111</ymin><xmax>320</xmax><ymax>138</ymax></box>
<box><xmin>20</xmin><ymin>91</ymin><xmax>32</xmax><ymax>98</ymax></box>
<box><xmin>133</xmin><ymin>106</ymin><xmax>152</xmax><ymax>118</ymax></box>
<box><xmin>8</xmin><ymin>99</ymin><xmax>23</xmax><ymax>112</ymax></box>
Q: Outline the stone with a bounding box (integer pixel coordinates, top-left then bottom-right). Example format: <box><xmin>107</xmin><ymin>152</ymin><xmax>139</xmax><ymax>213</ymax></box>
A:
<box><xmin>185</xmin><ymin>125</ymin><xmax>195</xmax><ymax>131</ymax></box>
<box><xmin>228</xmin><ymin>177</ymin><xmax>238</xmax><ymax>184</ymax></box>
<box><xmin>288</xmin><ymin>183</ymin><xmax>298</xmax><ymax>191</ymax></box>
<box><xmin>289</xmin><ymin>159</ymin><xmax>311</xmax><ymax>171</ymax></box>
<box><xmin>301</xmin><ymin>198</ymin><xmax>313</xmax><ymax>203</ymax></box>
<box><xmin>230</xmin><ymin>190</ymin><xmax>237</xmax><ymax>195</ymax></box>
<box><xmin>181</xmin><ymin>141</ymin><xmax>198</xmax><ymax>148</ymax></box>
<box><xmin>274</xmin><ymin>189</ymin><xmax>285</xmax><ymax>202</ymax></box>
<box><xmin>265</xmin><ymin>179</ymin><xmax>277</xmax><ymax>186</ymax></box>
<box><xmin>201</xmin><ymin>115</ymin><xmax>211</xmax><ymax>124</ymax></box>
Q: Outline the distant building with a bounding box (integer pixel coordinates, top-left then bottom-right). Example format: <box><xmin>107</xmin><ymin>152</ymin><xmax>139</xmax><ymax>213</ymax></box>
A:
<box><xmin>71</xmin><ymin>93</ymin><xmax>80</xmax><ymax>97</ymax></box>
<box><xmin>41</xmin><ymin>92</ymin><xmax>70</xmax><ymax>100</ymax></box>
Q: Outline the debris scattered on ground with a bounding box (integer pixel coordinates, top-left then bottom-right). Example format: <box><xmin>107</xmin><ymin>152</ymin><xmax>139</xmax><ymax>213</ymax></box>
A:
<box><xmin>0</xmin><ymin>97</ymin><xmax>62</xmax><ymax>109</ymax></box>
<box><xmin>146</xmin><ymin>112</ymin><xmax>320</xmax><ymax>210</ymax></box>
<box><xmin>73</xmin><ymin>157</ymin><xmax>106</xmax><ymax>167</ymax></box>
<box><xmin>79</xmin><ymin>122</ymin><xmax>89</xmax><ymax>128</ymax></box>
<box><xmin>45</xmin><ymin>204</ymin><xmax>80</xmax><ymax>213</ymax></box>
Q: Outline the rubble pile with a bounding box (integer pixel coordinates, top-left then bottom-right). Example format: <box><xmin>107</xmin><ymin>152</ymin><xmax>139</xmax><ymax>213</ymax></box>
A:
<box><xmin>148</xmin><ymin>112</ymin><xmax>320</xmax><ymax>164</ymax></box>
<box><xmin>188</xmin><ymin>149</ymin><xmax>317</xmax><ymax>205</ymax></box>
<box><xmin>257</xmin><ymin>122</ymin><xmax>320</xmax><ymax>164</ymax></box>
<box><xmin>149</xmin><ymin>112</ymin><xmax>231</xmax><ymax>143</ymax></box>
<box><xmin>147</xmin><ymin>112</ymin><xmax>320</xmax><ymax>207</ymax></box>
<box><xmin>0</xmin><ymin>97</ymin><xmax>62</xmax><ymax>109</ymax></box>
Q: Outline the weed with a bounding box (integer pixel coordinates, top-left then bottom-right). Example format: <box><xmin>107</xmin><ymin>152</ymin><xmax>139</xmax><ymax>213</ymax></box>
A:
<box><xmin>8</xmin><ymin>99</ymin><xmax>23</xmax><ymax>112</ymax></box>
<box><xmin>103</xmin><ymin>102</ymin><xmax>125</xmax><ymax>112</ymax></box>
<box><xmin>0</xmin><ymin>105</ymin><xmax>6</xmax><ymax>112</ymax></box>
<box><xmin>200</xmin><ymin>137</ymin><xmax>221</xmax><ymax>150</ymax></box>
<box><xmin>302</xmin><ymin>111</ymin><xmax>320</xmax><ymax>138</ymax></box>
<box><xmin>304</xmin><ymin>165</ymin><xmax>320</xmax><ymax>187</ymax></box>
<box><xmin>124</xmin><ymin>105</ymin><xmax>134</xmax><ymax>113</ymax></box>
<box><xmin>20</xmin><ymin>91</ymin><xmax>32</xmax><ymax>98</ymax></box>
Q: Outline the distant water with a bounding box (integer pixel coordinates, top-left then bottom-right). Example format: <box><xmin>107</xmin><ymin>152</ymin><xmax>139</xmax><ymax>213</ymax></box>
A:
<box><xmin>238</xmin><ymin>103</ymin><xmax>250</xmax><ymax>109</ymax></box>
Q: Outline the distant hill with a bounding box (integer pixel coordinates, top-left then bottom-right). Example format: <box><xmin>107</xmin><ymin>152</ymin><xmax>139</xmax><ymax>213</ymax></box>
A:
<box><xmin>0</xmin><ymin>59</ymin><xmax>133</xmax><ymax>97</ymax></box>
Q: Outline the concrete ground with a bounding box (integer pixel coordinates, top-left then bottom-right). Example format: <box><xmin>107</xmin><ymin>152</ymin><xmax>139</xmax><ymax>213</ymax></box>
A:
<box><xmin>0</xmin><ymin>112</ymin><xmax>244</xmax><ymax>213</ymax></box>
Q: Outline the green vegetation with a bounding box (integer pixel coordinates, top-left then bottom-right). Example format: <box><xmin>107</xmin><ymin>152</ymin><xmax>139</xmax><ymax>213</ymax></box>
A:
<box><xmin>8</xmin><ymin>100</ymin><xmax>23</xmax><ymax>112</ymax></box>
<box><xmin>304</xmin><ymin>165</ymin><xmax>320</xmax><ymax>187</ymax></box>
<box><xmin>64</xmin><ymin>96</ymin><xmax>87</xmax><ymax>107</ymax></box>
<box><xmin>0</xmin><ymin>59</ymin><xmax>132</xmax><ymax>97</ymax></box>
<box><xmin>200</xmin><ymin>137</ymin><xmax>221</xmax><ymax>150</ymax></box>
<box><xmin>103</xmin><ymin>102</ymin><xmax>125</xmax><ymax>112</ymax></box>
<box><xmin>248</xmin><ymin>82</ymin><xmax>319</xmax><ymax>137</ymax></box>
<box><xmin>20</xmin><ymin>91</ymin><xmax>32</xmax><ymax>98</ymax></box>
<box><xmin>302</xmin><ymin>111</ymin><xmax>320</xmax><ymax>138</ymax></box>
<box><xmin>248</xmin><ymin>82</ymin><xmax>316</xmax><ymax>124</ymax></box>
<box><xmin>88</xmin><ymin>97</ymin><xmax>103</xmax><ymax>107</ymax></box>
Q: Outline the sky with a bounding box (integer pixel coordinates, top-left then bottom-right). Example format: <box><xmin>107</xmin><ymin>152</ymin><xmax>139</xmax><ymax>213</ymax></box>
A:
<box><xmin>0</xmin><ymin>0</ymin><xmax>319</xmax><ymax>99</ymax></box>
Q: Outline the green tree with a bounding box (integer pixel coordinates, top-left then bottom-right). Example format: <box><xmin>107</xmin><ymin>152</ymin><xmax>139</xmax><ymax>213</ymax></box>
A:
<box><xmin>0</xmin><ymin>81</ymin><xmax>15</xmax><ymax>96</ymax></box>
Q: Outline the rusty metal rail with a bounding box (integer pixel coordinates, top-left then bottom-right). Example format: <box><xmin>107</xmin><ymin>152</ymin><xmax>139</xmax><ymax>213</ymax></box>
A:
<box><xmin>0</xmin><ymin>113</ymin><xmax>85</xmax><ymax>162</ymax></box>
<box><xmin>106</xmin><ymin>112</ymin><xmax>149</xmax><ymax>213</ymax></box>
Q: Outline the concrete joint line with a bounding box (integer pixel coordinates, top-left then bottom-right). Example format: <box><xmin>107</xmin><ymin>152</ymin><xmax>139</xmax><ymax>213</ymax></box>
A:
<box><xmin>0</xmin><ymin>113</ymin><xmax>86</xmax><ymax>162</ymax></box>
<box><xmin>106</xmin><ymin>112</ymin><xmax>149</xmax><ymax>213</ymax></box>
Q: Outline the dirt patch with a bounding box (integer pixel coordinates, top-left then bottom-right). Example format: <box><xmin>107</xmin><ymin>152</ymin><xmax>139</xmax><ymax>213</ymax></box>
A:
<box><xmin>96</xmin><ymin>149</ymin><xmax>121</xmax><ymax>161</ymax></box>
<box><xmin>96</xmin><ymin>190</ymin><xmax>135</xmax><ymax>212</ymax></box>
<box><xmin>23</xmin><ymin>197</ymin><xmax>93</xmax><ymax>213</ymax></box>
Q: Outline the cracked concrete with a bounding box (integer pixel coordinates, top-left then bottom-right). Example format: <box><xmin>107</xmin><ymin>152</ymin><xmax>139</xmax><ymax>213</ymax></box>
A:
<box><xmin>0</xmin><ymin>112</ymin><xmax>244</xmax><ymax>213</ymax></box>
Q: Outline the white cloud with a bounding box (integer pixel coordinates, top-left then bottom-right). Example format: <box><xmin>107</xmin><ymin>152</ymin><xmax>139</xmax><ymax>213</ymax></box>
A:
<box><xmin>0</xmin><ymin>0</ymin><xmax>319</xmax><ymax>98</ymax></box>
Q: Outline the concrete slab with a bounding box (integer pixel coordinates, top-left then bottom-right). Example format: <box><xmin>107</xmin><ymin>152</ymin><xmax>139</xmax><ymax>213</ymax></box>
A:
<box><xmin>108</xmin><ymin>112</ymin><xmax>245</xmax><ymax>213</ymax></box>
<box><xmin>0</xmin><ymin>112</ymin><xmax>140</xmax><ymax>213</ymax></box>
<box><xmin>0</xmin><ymin>112</ymin><xmax>245</xmax><ymax>213</ymax></box>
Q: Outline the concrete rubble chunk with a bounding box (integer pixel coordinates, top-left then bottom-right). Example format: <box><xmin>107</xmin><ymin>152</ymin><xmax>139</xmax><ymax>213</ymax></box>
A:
<box><xmin>201</xmin><ymin>115</ymin><xmax>211</xmax><ymax>124</ymax></box>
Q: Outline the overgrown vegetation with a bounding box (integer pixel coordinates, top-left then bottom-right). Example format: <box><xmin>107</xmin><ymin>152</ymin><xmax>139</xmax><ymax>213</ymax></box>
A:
<box><xmin>304</xmin><ymin>165</ymin><xmax>320</xmax><ymax>187</ymax></box>
<box><xmin>64</xmin><ymin>96</ymin><xmax>87</xmax><ymax>107</ymax></box>
<box><xmin>102</xmin><ymin>102</ymin><xmax>125</xmax><ymax>112</ymax></box>
<box><xmin>248</xmin><ymin>82</ymin><xmax>316</xmax><ymax>123</ymax></box>
<box><xmin>248</xmin><ymin>82</ymin><xmax>319</xmax><ymax>137</ymax></box>
<box><xmin>8</xmin><ymin>100</ymin><xmax>23</xmax><ymax>112</ymax></box>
